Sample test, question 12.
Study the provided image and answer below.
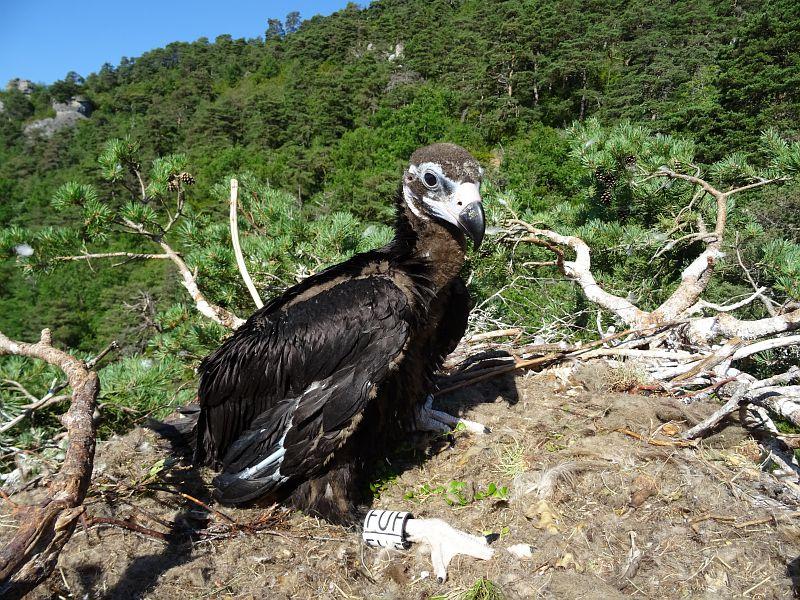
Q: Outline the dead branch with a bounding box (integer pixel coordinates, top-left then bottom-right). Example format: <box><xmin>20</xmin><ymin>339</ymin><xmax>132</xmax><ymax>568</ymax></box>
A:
<box><xmin>730</xmin><ymin>334</ymin><xmax>800</xmax><ymax>361</ymax></box>
<box><xmin>507</xmin><ymin>220</ymin><xmax>648</xmax><ymax>326</ymax></box>
<box><xmin>750</xmin><ymin>391</ymin><xmax>800</xmax><ymax>428</ymax></box>
<box><xmin>465</xmin><ymin>328</ymin><xmax>522</xmax><ymax>343</ymax></box>
<box><xmin>752</xmin><ymin>366</ymin><xmax>800</xmax><ymax>389</ymax></box>
<box><xmin>672</xmin><ymin>338</ymin><xmax>743</xmax><ymax>383</ymax></box>
<box><xmin>85</xmin><ymin>340</ymin><xmax>119</xmax><ymax>370</ymax></box>
<box><xmin>84</xmin><ymin>516</ymin><xmax>171</xmax><ymax>542</ymax></box>
<box><xmin>645</xmin><ymin>170</ymin><xmax>787</xmax><ymax>325</ymax></box>
<box><xmin>736</xmin><ymin>244</ymin><xmax>778</xmax><ymax>317</ymax></box>
<box><xmin>0</xmin><ymin>392</ymin><xmax>69</xmax><ymax>434</ymax></box>
<box><xmin>682</xmin><ymin>386</ymin><xmax>748</xmax><ymax>440</ymax></box>
<box><xmin>687</xmin><ymin>288</ymin><xmax>769</xmax><ymax>315</ymax></box>
<box><xmin>229</xmin><ymin>178</ymin><xmax>264</xmax><ymax>309</ymax></box>
<box><xmin>440</xmin><ymin>321</ymin><xmax>685</xmax><ymax>394</ymax></box>
<box><xmin>0</xmin><ymin>329</ymin><xmax>100</xmax><ymax>600</ymax></box>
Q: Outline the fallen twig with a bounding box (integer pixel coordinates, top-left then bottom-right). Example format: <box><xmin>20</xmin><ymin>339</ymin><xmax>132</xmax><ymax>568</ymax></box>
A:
<box><xmin>85</xmin><ymin>516</ymin><xmax>171</xmax><ymax>542</ymax></box>
<box><xmin>466</xmin><ymin>328</ymin><xmax>522</xmax><ymax>343</ymax></box>
<box><xmin>616</xmin><ymin>428</ymin><xmax>698</xmax><ymax>448</ymax></box>
<box><xmin>682</xmin><ymin>386</ymin><xmax>748</xmax><ymax>440</ymax></box>
<box><xmin>440</xmin><ymin>321</ymin><xmax>687</xmax><ymax>395</ymax></box>
<box><xmin>617</xmin><ymin>531</ymin><xmax>643</xmax><ymax>589</ymax></box>
<box><xmin>177</xmin><ymin>492</ymin><xmax>242</xmax><ymax>529</ymax></box>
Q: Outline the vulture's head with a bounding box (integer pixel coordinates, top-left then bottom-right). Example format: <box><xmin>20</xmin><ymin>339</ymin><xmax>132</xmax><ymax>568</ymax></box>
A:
<box><xmin>403</xmin><ymin>143</ymin><xmax>486</xmax><ymax>248</ymax></box>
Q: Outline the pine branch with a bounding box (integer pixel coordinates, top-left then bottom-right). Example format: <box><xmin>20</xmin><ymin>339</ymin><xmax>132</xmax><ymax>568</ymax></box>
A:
<box><xmin>86</xmin><ymin>216</ymin><xmax>244</xmax><ymax>329</ymax></box>
<box><xmin>53</xmin><ymin>252</ymin><xmax>170</xmax><ymax>262</ymax></box>
<box><xmin>646</xmin><ymin>168</ymin><xmax>734</xmax><ymax>322</ymax></box>
<box><xmin>726</xmin><ymin>177</ymin><xmax>789</xmax><ymax>196</ymax></box>
<box><xmin>155</xmin><ymin>238</ymin><xmax>244</xmax><ymax>329</ymax></box>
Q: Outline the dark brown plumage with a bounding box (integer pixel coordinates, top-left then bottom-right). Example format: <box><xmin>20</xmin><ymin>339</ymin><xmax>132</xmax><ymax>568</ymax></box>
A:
<box><xmin>194</xmin><ymin>143</ymin><xmax>485</xmax><ymax>522</ymax></box>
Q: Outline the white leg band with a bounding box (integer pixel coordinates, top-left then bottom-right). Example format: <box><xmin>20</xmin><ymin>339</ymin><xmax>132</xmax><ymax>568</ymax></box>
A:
<box><xmin>362</xmin><ymin>509</ymin><xmax>413</xmax><ymax>550</ymax></box>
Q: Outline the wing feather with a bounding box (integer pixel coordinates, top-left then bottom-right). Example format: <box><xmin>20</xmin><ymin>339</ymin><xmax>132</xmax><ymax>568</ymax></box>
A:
<box><xmin>196</xmin><ymin>276</ymin><xmax>410</xmax><ymax>503</ymax></box>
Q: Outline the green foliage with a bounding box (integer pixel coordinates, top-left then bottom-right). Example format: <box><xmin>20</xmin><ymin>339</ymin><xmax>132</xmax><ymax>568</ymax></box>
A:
<box><xmin>431</xmin><ymin>578</ymin><xmax>505</xmax><ymax>600</ymax></box>
<box><xmin>760</xmin><ymin>239</ymin><xmax>800</xmax><ymax>300</ymax></box>
<box><xmin>98</xmin><ymin>137</ymin><xmax>141</xmax><ymax>182</ymax></box>
<box><xmin>1</xmin><ymin>0</ymin><xmax>799</xmax><ymax>463</ymax></box>
<box><xmin>96</xmin><ymin>355</ymin><xmax>194</xmax><ymax>435</ymax></box>
<box><xmin>51</xmin><ymin>181</ymin><xmax>99</xmax><ymax>210</ymax></box>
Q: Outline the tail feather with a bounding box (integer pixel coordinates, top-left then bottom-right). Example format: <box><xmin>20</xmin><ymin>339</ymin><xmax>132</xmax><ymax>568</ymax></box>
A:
<box><xmin>213</xmin><ymin>472</ymin><xmax>283</xmax><ymax>505</ymax></box>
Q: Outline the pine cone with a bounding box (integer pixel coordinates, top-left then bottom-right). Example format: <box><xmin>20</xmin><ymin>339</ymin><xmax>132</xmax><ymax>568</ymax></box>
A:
<box><xmin>167</xmin><ymin>172</ymin><xmax>195</xmax><ymax>191</ymax></box>
<box><xmin>595</xmin><ymin>168</ymin><xmax>616</xmax><ymax>204</ymax></box>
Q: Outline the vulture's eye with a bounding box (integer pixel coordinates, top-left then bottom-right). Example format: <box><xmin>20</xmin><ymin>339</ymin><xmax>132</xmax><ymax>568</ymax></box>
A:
<box><xmin>422</xmin><ymin>171</ymin><xmax>439</xmax><ymax>189</ymax></box>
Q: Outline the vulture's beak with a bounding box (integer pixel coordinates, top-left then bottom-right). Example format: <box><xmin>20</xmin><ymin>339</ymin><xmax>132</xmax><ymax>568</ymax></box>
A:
<box><xmin>453</xmin><ymin>183</ymin><xmax>485</xmax><ymax>249</ymax></box>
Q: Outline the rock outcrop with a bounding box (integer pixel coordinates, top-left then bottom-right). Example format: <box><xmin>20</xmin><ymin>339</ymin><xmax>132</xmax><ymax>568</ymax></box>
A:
<box><xmin>24</xmin><ymin>97</ymin><xmax>92</xmax><ymax>138</ymax></box>
<box><xmin>6</xmin><ymin>78</ymin><xmax>34</xmax><ymax>94</ymax></box>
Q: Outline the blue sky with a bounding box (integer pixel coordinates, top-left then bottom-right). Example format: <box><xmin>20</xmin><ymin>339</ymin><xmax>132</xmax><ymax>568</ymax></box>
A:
<box><xmin>0</xmin><ymin>1</ymin><xmax>352</xmax><ymax>85</ymax></box>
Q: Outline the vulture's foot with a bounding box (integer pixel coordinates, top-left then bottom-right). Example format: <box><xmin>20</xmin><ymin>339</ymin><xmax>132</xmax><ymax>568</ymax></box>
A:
<box><xmin>363</xmin><ymin>510</ymin><xmax>494</xmax><ymax>582</ymax></box>
<box><xmin>415</xmin><ymin>395</ymin><xmax>489</xmax><ymax>434</ymax></box>
<box><xmin>406</xmin><ymin>518</ymin><xmax>494</xmax><ymax>582</ymax></box>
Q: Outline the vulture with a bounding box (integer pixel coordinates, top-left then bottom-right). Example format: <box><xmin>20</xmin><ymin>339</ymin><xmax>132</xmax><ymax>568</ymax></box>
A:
<box><xmin>194</xmin><ymin>143</ymin><xmax>486</xmax><ymax>523</ymax></box>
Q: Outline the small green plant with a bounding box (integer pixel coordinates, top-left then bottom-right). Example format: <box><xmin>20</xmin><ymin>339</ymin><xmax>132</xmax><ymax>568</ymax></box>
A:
<box><xmin>462</xmin><ymin>578</ymin><xmax>504</xmax><ymax>600</ymax></box>
<box><xmin>474</xmin><ymin>482</ymin><xmax>509</xmax><ymax>501</ymax></box>
<box><xmin>368</xmin><ymin>461</ymin><xmax>402</xmax><ymax>499</ymax></box>
<box><xmin>404</xmin><ymin>481</ymin><xmax>447</xmax><ymax>502</ymax></box>
<box><xmin>444</xmin><ymin>480</ymin><xmax>471</xmax><ymax>506</ymax></box>
<box><xmin>482</xmin><ymin>525</ymin><xmax>511</xmax><ymax>539</ymax></box>
<box><xmin>403</xmin><ymin>480</ymin><xmax>508</xmax><ymax>506</ymax></box>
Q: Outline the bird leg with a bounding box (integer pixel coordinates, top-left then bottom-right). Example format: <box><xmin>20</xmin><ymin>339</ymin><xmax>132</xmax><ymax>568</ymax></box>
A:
<box><xmin>405</xmin><ymin>518</ymin><xmax>494</xmax><ymax>581</ymax></box>
<box><xmin>414</xmin><ymin>394</ymin><xmax>489</xmax><ymax>434</ymax></box>
<box><xmin>362</xmin><ymin>510</ymin><xmax>494</xmax><ymax>582</ymax></box>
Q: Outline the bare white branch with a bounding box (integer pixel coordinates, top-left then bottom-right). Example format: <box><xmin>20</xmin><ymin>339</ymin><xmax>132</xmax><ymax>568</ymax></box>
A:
<box><xmin>229</xmin><ymin>178</ymin><xmax>264</xmax><ymax>309</ymax></box>
<box><xmin>507</xmin><ymin>220</ymin><xmax>648</xmax><ymax>327</ymax></box>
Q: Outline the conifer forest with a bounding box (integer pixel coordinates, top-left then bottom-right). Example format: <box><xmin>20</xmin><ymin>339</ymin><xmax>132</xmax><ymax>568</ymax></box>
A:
<box><xmin>1</xmin><ymin>1</ymin><xmax>799</xmax><ymax>597</ymax></box>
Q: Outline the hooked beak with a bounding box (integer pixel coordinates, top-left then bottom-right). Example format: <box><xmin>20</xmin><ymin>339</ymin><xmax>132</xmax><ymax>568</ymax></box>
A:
<box><xmin>420</xmin><ymin>181</ymin><xmax>486</xmax><ymax>249</ymax></box>
<box><xmin>453</xmin><ymin>182</ymin><xmax>485</xmax><ymax>249</ymax></box>
<box><xmin>457</xmin><ymin>200</ymin><xmax>485</xmax><ymax>249</ymax></box>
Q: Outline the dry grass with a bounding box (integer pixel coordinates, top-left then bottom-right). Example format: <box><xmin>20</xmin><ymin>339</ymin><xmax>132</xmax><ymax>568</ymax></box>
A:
<box><xmin>495</xmin><ymin>439</ymin><xmax>528</xmax><ymax>479</ymax></box>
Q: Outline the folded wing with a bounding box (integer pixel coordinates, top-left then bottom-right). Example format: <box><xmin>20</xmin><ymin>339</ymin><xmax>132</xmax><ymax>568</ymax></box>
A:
<box><xmin>196</xmin><ymin>277</ymin><xmax>410</xmax><ymax>504</ymax></box>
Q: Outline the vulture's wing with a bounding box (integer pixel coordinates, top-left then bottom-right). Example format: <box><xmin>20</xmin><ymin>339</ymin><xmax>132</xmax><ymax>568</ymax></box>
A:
<box><xmin>196</xmin><ymin>276</ymin><xmax>410</xmax><ymax>504</ymax></box>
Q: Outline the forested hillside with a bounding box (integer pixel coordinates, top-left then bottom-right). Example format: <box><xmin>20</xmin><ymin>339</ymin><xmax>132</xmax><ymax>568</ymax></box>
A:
<box><xmin>1</xmin><ymin>0</ymin><xmax>799</xmax><ymax>455</ymax></box>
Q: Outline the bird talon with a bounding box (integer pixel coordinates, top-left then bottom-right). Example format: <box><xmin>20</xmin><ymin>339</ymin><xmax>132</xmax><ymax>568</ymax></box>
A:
<box><xmin>415</xmin><ymin>395</ymin><xmax>489</xmax><ymax>435</ymax></box>
<box><xmin>405</xmin><ymin>517</ymin><xmax>494</xmax><ymax>582</ymax></box>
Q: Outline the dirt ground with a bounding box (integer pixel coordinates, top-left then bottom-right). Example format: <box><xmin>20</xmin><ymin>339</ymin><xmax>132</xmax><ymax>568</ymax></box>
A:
<box><xmin>4</xmin><ymin>365</ymin><xmax>800</xmax><ymax>599</ymax></box>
